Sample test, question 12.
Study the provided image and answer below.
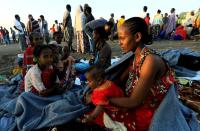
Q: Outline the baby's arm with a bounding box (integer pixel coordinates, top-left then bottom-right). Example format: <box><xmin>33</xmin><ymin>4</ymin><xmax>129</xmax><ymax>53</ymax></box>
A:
<box><xmin>82</xmin><ymin>105</ymin><xmax>104</xmax><ymax>123</ymax></box>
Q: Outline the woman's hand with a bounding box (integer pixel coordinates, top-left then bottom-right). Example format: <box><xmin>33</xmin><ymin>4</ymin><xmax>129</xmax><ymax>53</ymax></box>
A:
<box><xmin>83</xmin><ymin>92</ymin><xmax>92</xmax><ymax>105</ymax></box>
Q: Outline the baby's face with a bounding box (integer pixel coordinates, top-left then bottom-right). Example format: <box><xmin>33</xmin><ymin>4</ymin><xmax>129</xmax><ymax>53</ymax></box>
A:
<box><xmin>86</xmin><ymin>76</ymin><xmax>98</xmax><ymax>89</ymax></box>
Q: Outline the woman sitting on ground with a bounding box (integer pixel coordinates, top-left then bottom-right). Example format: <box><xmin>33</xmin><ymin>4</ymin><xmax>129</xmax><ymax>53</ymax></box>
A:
<box><xmin>108</xmin><ymin>17</ymin><xmax>176</xmax><ymax>130</ymax></box>
<box><xmin>74</xmin><ymin>26</ymin><xmax>111</xmax><ymax>73</ymax></box>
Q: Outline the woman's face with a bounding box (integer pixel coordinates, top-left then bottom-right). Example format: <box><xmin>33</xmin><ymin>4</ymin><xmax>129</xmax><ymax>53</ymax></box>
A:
<box><xmin>38</xmin><ymin>48</ymin><xmax>53</xmax><ymax>66</ymax></box>
<box><xmin>118</xmin><ymin>25</ymin><xmax>138</xmax><ymax>53</ymax></box>
<box><xmin>93</xmin><ymin>30</ymin><xmax>100</xmax><ymax>43</ymax></box>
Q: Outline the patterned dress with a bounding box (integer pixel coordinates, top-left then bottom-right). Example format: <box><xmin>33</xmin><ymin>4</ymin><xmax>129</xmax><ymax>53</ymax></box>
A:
<box><xmin>88</xmin><ymin>47</ymin><xmax>175</xmax><ymax>131</ymax></box>
<box><xmin>125</xmin><ymin>47</ymin><xmax>175</xmax><ymax>130</ymax></box>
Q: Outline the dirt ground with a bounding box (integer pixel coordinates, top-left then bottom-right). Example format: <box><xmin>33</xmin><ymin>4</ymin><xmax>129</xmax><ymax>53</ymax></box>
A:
<box><xmin>0</xmin><ymin>40</ymin><xmax>200</xmax><ymax>74</ymax></box>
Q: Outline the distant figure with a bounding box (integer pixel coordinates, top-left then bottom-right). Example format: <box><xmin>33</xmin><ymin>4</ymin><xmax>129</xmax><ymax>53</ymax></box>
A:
<box><xmin>38</xmin><ymin>18</ymin><xmax>43</xmax><ymax>35</ymax></box>
<box><xmin>3</xmin><ymin>28</ymin><xmax>10</xmax><ymax>44</ymax></box>
<box><xmin>27</xmin><ymin>14</ymin><xmax>40</xmax><ymax>35</ymax></box>
<box><xmin>109</xmin><ymin>13</ymin><xmax>115</xmax><ymax>24</ymax></box>
<box><xmin>84</xmin><ymin>4</ymin><xmax>95</xmax><ymax>24</ymax></box>
<box><xmin>162</xmin><ymin>13</ymin><xmax>169</xmax><ymax>28</ymax></box>
<box><xmin>152</xmin><ymin>9</ymin><xmax>163</xmax><ymax>39</ymax></box>
<box><xmin>117</xmin><ymin>15</ymin><xmax>125</xmax><ymax>30</ymax></box>
<box><xmin>63</xmin><ymin>4</ymin><xmax>75</xmax><ymax>52</ymax></box>
<box><xmin>165</xmin><ymin>8</ymin><xmax>176</xmax><ymax>39</ymax></box>
<box><xmin>109</xmin><ymin>13</ymin><xmax>116</xmax><ymax>41</ymax></box>
<box><xmin>55</xmin><ymin>20</ymin><xmax>59</xmax><ymax>32</ymax></box>
<box><xmin>14</xmin><ymin>14</ymin><xmax>27</xmax><ymax>51</ymax></box>
<box><xmin>0</xmin><ymin>27</ymin><xmax>3</xmax><ymax>44</ymax></box>
<box><xmin>195</xmin><ymin>8</ymin><xmax>200</xmax><ymax>30</ymax></box>
<box><xmin>139</xmin><ymin>6</ymin><xmax>148</xmax><ymax>19</ymax></box>
<box><xmin>145</xmin><ymin>13</ymin><xmax>150</xmax><ymax>26</ymax></box>
<box><xmin>75</xmin><ymin>5</ymin><xmax>86</xmax><ymax>53</ymax></box>
<box><xmin>40</xmin><ymin>15</ymin><xmax>50</xmax><ymax>44</ymax></box>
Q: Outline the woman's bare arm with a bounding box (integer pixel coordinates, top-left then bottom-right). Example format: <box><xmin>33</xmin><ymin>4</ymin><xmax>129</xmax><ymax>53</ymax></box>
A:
<box><xmin>110</xmin><ymin>55</ymin><xmax>164</xmax><ymax>108</ymax></box>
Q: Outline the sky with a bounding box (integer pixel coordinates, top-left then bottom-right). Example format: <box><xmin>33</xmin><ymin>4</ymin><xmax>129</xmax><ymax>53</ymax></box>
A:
<box><xmin>0</xmin><ymin>0</ymin><xmax>199</xmax><ymax>30</ymax></box>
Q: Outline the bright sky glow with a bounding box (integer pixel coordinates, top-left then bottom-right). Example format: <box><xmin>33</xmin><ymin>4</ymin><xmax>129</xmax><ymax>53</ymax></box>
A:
<box><xmin>0</xmin><ymin>0</ymin><xmax>199</xmax><ymax>30</ymax></box>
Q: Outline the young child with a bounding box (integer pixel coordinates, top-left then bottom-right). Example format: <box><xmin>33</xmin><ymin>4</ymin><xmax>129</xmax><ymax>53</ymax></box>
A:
<box><xmin>24</xmin><ymin>44</ymin><xmax>60</xmax><ymax>96</ymax></box>
<box><xmin>82</xmin><ymin>66</ymin><xmax>124</xmax><ymax>125</ymax></box>
<box><xmin>22</xmin><ymin>32</ymin><xmax>43</xmax><ymax>77</ymax></box>
<box><xmin>49</xmin><ymin>31</ymin><xmax>73</xmax><ymax>83</ymax></box>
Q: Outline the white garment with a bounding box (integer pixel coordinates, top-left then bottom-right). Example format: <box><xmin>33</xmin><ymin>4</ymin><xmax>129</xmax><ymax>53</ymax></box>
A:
<box><xmin>139</xmin><ymin>11</ymin><xmax>147</xmax><ymax>19</ymax></box>
<box><xmin>55</xmin><ymin>23</ymin><xmax>59</xmax><ymax>32</ymax></box>
<box><xmin>103</xmin><ymin>113</ymin><xmax>127</xmax><ymax>131</ymax></box>
<box><xmin>38</xmin><ymin>21</ymin><xmax>43</xmax><ymax>35</ymax></box>
<box><xmin>74</xmin><ymin>6</ymin><xmax>86</xmax><ymax>31</ymax></box>
<box><xmin>14</xmin><ymin>19</ymin><xmax>24</xmax><ymax>34</ymax></box>
<box><xmin>25</xmin><ymin>64</ymin><xmax>46</xmax><ymax>92</ymax></box>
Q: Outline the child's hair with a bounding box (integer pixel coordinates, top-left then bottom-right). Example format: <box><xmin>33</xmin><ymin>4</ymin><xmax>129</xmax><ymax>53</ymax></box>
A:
<box><xmin>86</xmin><ymin>66</ymin><xmax>105</xmax><ymax>84</ymax></box>
<box><xmin>29</xmin><ymin>32</ymin><xmax>41</xmax><ymax>42</ymax></box>
<box><xmin>33</xmin><ymin>45</ymin><xmax>52</xmax><ymax>61</ymax></box>
<box><xmin>53</xmin><ymin>31</ymin><xmax>63</xmax><ymax>40</ymax></box>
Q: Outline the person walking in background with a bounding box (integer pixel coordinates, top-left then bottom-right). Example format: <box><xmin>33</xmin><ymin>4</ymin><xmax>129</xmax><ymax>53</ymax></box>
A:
<box><xmin>195</xmin><ymin>8</ymin><xmax>200</xmax><ymax>30</ymax></box>
<box><xmin>84</xmin><ymin>4</ymin><xmax>95</xmax><ymax>24</ymax></box>
<box><xmin>27</xmin><ymin>14</ymin><xmax>40</xmax><ymax>35</ymax></box>
<box><xmin>139</xmin><ymin>6</ymin><xmax>148</xmax><ymax>19</ymax></box>
<box><xmin>117</xmin><ymin>15</ymin><xmax>125</xmax><ymax>31</ymax></box>
<box><xmin>4</xmin><ymin>28</ymin><xmax>10</xmax><ymax>45</ymax></box>
<box><xmin>63</xmin><ymin>4</ymin><xmax>75</xmax><ymax>52</ymax></box>
<box><xmin>40</xmin><ymin>15</ymin><xmax>50</xmax><ymax>44</ymax></box>
<box><xmin>109</xmin><ymin>13</ymin><xmax>115</xmax><ymax>25</ymax></box>
<box><xmin>165</xmin><ymin>8</ymin><xmax>176</xmax><ymax>39</ymax></box>
<box><xmin>14</xmin><ymin>14</ymin><xmax>27</xmax><ymax>51</ymax></box>
<box><xmin>38</xmin><ymin>18</ymin><xmax>43</xmax><ymax>35</ymax></box>
<box><xmin>55</xmin><ymin>20</ymin><xmax>59</xmax><ymax>32</ymax></box>
<box><xmin>0</xmin><ymin>27</ymin><xmax>3</xmax><ymax>44</ymax></box>
<box><xmin>109</xmin><ymin>13</ymin><xmax>116</xmax><ymax>41</ymax></box>
<box><xmin>75</xmin><ymin>5</ymin><xmax>86</xmax><ymax>54</ymax></box>
<box><xmin>152</xmin><ymin>9</ymin><xmax>163</xmax><ymax>39</ymax></box>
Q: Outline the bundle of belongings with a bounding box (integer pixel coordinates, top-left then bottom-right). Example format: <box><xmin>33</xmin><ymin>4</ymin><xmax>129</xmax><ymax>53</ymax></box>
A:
<box><xmin>159</xmin><ymin>47</ymin><xmax>200</xmax><ymax>123</ymax></box>
<box><xmin>178</xmin><ymin>81</ymin><xmax>200</xmax><ymax>120</ymax></box>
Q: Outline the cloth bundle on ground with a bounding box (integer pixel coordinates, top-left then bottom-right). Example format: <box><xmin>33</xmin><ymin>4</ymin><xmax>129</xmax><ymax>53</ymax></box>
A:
<box><xmin>179</xmin><ymin>81</ymin><xmax>200</xmax><ymax>114</ymax></box>
<box><xmin>159</xmin><ymin>48</ymin><xmax>200</xmax><ymax>81</ymax></box>
<box><xmin>170</xmin><ymin>25</ymin><xmax>187</xmax><ymax>40</ymax></box>
<box><xmin>0</xmin><ymin>84</ymin><xmax>89</xmax><ymax>131</ymax></box>
<box><xmin>149</xmin><ymin>84</ymin><xmax>200</xmax><ymax>131</ymax></box>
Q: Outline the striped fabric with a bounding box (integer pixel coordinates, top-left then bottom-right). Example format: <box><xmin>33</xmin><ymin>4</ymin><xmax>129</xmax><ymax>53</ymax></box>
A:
<box><xmin>28</xmin><ymin>19</ymin><xmax>40</xmax><ymax>33</ymax></box>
